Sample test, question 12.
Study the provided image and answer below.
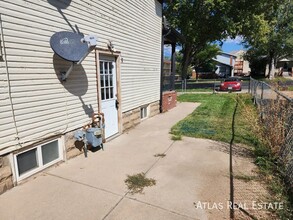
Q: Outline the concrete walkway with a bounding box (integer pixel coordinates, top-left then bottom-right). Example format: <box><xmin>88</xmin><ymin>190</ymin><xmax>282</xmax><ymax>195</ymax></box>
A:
<box><xmin>0</xmin><ymin>103</ymin><xmax>232</xmax><ymax>220</ymax></box>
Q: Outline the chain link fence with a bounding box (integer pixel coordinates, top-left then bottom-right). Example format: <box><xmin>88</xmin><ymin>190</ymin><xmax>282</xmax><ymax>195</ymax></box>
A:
<box><xmin>249</xmin><ymin>77</ymin><xmax>293</xmax><ymax>187</ymax></box>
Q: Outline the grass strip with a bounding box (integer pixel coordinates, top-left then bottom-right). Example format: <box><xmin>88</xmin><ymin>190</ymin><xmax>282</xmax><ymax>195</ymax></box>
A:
<box><xmin>171</xmin><ymin>93</ymin><xmax>259</xmax><ymax>146</ymax></box>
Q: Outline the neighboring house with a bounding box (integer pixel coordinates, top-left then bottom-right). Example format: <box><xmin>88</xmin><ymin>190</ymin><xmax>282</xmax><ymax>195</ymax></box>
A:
<box><xmin>231</xmin><ymin>50</ymin><xmax>251</xmax><ymax>76</ymax></box>
<box><xmin>263</xmin><ymin>58</ymin><xmax>293</xmax><ymax>78</ymax></box>
<box><xmin>0</xmin><ymin>0</ymin><xmax>163</xmax><ymax>193</ymax></box>
<box><xmin>214</xmin><ymin>52</ymin><xmax>236</xmax><ymax>78</ymax></box>
<box><xmin>276</xmin><ymin>58</ymin><xmax>293</xmax><ymax>76</ymax></box>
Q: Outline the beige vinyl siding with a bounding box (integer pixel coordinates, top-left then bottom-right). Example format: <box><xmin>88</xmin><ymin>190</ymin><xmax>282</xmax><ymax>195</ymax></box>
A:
<box><xmin>0</xmin><ymin>0</ymin><xmax>162</xmax><ymax>152</ymax></box>
<box><xmin>0</xmin><ymin>58</ymin><xmax>18</xmax><ymax>149</ymax></box>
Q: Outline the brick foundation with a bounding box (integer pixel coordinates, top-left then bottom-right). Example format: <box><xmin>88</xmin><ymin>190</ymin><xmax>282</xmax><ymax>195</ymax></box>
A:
<box><xmin>149</xmin><ymin>101</ymin><xmax>160</xmax><ymax>117</ymax></box>
<box><xmin>64</xmin><ymin>131</ymin><xmax>84</xmax><ymax>160</ymax></box>
<box><xmin>0</xmin><ymin>155</ymin><xmax>14</xmax><ymax>195</ymax></box>
<box><xmin>162</xmin><ymin>91</ymin><xmax>177</xmax><ymax>112</ymax></box>
<box><xmin>122</xmin><ymin>108</ymin><xmax>141</xmax><ymax>131</ymax></box>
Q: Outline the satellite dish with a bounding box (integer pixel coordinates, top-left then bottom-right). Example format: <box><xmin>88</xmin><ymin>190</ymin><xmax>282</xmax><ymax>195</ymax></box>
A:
<box><xmin>50</xmin><ymin>31</ymin><xmax>88</xmax><ymax>62</ymax></box>
<box><xmin>47</xmin><ymin>0</ymin><xmax>72</xmax><ymax>10</ymax></box>
<box><xmin>50</xmin><ymin>31</ymin><xmax>97</xmax><ymax>81</ymax></box>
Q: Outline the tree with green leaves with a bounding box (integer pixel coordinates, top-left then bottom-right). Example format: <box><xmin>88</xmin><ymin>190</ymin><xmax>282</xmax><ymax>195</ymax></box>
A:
<box><xmin>242</xmin><ymin>0</ymin><xmax>293</xmax><ymax>78</ymax></box>
<box><xmin>164</xmin><ymin>0</ymin><xmax>288</xmax><ymax>79</ymax></box>
<box><xmin>164</xmin><ymin>0</ymin><xmax>234</xmax><ymax>78</ymax></box>
<box><xmin>192</xmin><ymin>43</ymin><xmax>221</xmax><ymax>71</ymax></box>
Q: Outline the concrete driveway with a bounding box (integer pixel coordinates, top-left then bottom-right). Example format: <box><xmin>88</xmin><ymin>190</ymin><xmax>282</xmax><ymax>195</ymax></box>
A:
<box><xmin>0</xmin><ymin>103</ymin><xmax>232</xmax><ymax>220</ymax></box>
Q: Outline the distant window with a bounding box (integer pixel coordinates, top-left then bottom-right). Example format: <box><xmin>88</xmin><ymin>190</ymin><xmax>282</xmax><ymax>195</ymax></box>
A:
<box><xmin>219</xmin><ymin>66</ymin><xmax>227</xmax><ymax>72</ymax></box>
<box><xmin>14</xmin><ymin>139</ymin><xmax>63</xmax><ymax>181</ymax></box>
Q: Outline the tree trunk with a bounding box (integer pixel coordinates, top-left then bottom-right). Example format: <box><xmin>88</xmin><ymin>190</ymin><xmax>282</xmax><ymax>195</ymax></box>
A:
<box><xmin>181</xmin><ymin>45</ymin><xmax>193</xmax><ymax>79</ymax></box>
<box><xmin>268</xmin><ymin>52</ymin><xmax>276</xmax><ymax>80</ymax></box>
<box><xmin>269</xmin><ymin>58</ymin><xmax>276</xmax><ymax>80</ymax></box>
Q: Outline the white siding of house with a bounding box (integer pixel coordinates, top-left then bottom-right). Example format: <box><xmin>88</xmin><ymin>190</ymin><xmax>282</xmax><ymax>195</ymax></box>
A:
<box><xmin>0</xmin><ymin>0</ymin><xmax>162</xmax><ymax>153</ymax></box>
<box><xmin>215</xmin><ymin>54</ymin><xmax>235</xmax><ymax>67</ymax></box>
<box><xmin>0</xmin><ymin>45</ymin><xmax>19</xmax><ymax>150</ymax></box>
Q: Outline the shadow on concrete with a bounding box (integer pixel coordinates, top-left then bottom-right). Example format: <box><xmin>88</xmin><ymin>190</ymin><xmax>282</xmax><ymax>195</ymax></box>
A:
<box><xmin>229</xmin><ymin>96</ymin><xmax>258</xmax><ymax>220</ymax></box>
<box><xmin>209</xmin><ymin>142</ymin><xmax>254</xmax><ymax>159</ymax></box>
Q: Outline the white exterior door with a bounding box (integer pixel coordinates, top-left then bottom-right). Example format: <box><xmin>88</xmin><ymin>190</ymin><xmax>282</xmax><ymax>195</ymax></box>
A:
<box><xmin>99</xmin><ymin>58</ymin><xmax>119</xmax><ymax>138</ymax></box>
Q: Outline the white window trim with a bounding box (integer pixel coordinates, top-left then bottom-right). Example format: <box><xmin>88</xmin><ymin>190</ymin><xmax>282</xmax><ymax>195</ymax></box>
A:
<box><xmin>140</xmin><ymin>105</ymin><xmax>149</xmax><ymax>120</ymax></box>
<box><xmin>14</xmin><ymin>139</ymin><xmax>64</xmax><ymax>182</ymax></box>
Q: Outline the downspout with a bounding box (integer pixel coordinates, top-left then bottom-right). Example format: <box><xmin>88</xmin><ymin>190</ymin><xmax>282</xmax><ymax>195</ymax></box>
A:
<box><xmin>0</xmin><ymin>14</ymin><xmax>21</xmax><ymax>147</ymax></box>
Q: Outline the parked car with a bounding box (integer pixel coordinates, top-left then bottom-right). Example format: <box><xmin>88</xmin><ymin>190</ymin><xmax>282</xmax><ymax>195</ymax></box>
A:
<box><xmin>219</xmin><ymin>78</ymin><xmax>242</xmax><ymax>91</ymax></box>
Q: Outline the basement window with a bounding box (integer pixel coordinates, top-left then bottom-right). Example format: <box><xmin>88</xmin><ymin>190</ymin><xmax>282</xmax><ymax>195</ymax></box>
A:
<box><xmin>14</xmin><ymin>139</ymin><xmax>63</xmax><ymax>181</ymax></box>
<box><xmin>140</xmin><ymin>106</ymin><xmax>148</xmax><ymax>120</ymax></box>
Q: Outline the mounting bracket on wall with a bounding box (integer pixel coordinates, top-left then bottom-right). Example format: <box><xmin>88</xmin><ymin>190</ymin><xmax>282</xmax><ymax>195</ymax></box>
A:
<box><xmin>107</xmin><ymin>40</ymin><xmax>116</xmax><ymax>53</ymax></box>
<box><xmin>50</xmin><ymin>31</ymin><xmax>97</xmax><ymax>81</ymax></box>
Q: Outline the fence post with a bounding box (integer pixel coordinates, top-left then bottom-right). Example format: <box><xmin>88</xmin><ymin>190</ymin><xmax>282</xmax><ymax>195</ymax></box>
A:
<box><xmin>261</xmin><ymin>82</ymin><xmax>264</xmax><ymax>100</ymax></box>
<box><xmin>213</xmin><ymin>79</ymin><xmax>216</xmax><ymax>94</ymax></box>
<box><xmin>248</xmin><ymin>77</ymin><xmax>251</xmax><ymax>94</ymax></box>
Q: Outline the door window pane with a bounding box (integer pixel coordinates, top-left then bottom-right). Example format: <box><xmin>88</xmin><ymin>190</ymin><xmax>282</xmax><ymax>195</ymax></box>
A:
<box><xmin>101</xmin><ymin>88</ymin><xmax>105</xmax><ymax>100</ymax></box>
<box><xmin>109</xmin><ymin>75</ymin><xmax>113</xmax><ymax>86</ymax></box>
<box><xmin>17</xmin><ymin>149</ymin><xmax>38</xmax><ymax>176</ymax></box>
<box><xmin>41</xmin><ymin>140</ymin><xmax>59</xmax><ymax>165</ymax></box>
<box><xmin>100</xmin><ymin>74</ymin><xmax>105</xmax><ymax>87</ymax></box>
<box><xmin>100</xmin><ymin>62</ymin><xmax>104</xmax><ymax>74</ymax></box>
<box><xmin>110</xmin><ymin>87</ymin><xmax>114</xmax><ymax>98</ymax></box>
<box><xmin>105</xmin><ymin>62</ymin><xmax>108</xmax><ymax>73</ymax></box>
<box><xmin>106</xmin><ymin>88</ymin><xmax>110</xmax><ymax>99</ymax></box>
<box><xmin>105</xmin><ymin>75</ymin><xmax>109</xmax><ymax>87</ymax></box>
<box><xmin>109</xmin><ymin>62</ymin><xmax>113</xmax><ymax>74</ymax></box>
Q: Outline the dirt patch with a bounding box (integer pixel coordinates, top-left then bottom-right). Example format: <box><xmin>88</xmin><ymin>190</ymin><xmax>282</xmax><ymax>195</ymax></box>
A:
<box><xmin>233</xmin><ymin>157</ymin><xmax>279</xmax><ymax>219</ymax></box>
<box><xmin>206</xmin><ymin>140</ymin><xmax>280</xmax><ymax>219</ymax></box>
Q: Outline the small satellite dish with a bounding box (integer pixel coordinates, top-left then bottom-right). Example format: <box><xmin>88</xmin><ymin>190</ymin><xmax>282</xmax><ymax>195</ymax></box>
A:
<box><xmin>50</xmin><ymin>31</ymin><xmax>88</xmax><ymax>62</ymax></box>
<box><xmin>50</xmin><ymin>31</ymin><xmax>97</xmax><ymax>81</ymax></box>
<box><xmin>47</xmin><ymin>0</ymin><xmax>72</xmax><ymax>10</ymax></box>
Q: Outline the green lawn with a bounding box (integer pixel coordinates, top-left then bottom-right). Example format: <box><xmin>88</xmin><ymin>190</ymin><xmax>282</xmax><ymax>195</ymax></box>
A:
<box><xmin>171</xmin><ymin>93</ymin><xmax>259</xmax><ymax>146</ymax></box>
<box><xmin>287</xmin><ymin>85</ymin><xmax>293</xmax><ymax>91</ymax></box>
<box><xmin>253</xmin><ymin>76</ymin><xmax>293</xmax><ymax>84</ymax></box>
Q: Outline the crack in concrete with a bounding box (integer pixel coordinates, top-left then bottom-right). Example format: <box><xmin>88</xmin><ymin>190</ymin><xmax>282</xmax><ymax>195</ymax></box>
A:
<box><xmin>144</xmin><ymin>141</ymin><xmax>176</xmax><ymax>174</ymax></box>
<box><xmin>125</xmin><ymin>197</ymin><xmax>199</xmax><ymax>220</ymax></box>
<box><xmin>44</xmin><ymin>172</ymin><xmax>123</xmax><ymax>198</ymax></box>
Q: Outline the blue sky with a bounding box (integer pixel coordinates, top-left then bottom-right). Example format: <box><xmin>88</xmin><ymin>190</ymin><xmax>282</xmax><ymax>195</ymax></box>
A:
<box><xmin>164</xmin><ymin>36</ymin><xmax>246</xmax><ymax>57</ymax></box>
<box><xmin>220</xmin><ymin>36</ymin><xmax>245</xmax><ymax>53</ymax></box>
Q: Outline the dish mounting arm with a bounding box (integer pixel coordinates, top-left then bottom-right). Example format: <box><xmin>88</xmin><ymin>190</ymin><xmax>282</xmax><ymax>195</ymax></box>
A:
<box><xmin>61</xmin><ymin>34</ymin><xmax>97</xmax><ymax>81</ymax></box>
